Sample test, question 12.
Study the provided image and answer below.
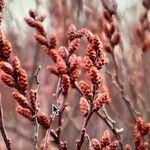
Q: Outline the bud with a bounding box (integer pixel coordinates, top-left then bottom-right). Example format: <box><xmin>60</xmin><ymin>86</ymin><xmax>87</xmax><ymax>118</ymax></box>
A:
<box><xmin>35</xmin><ymin>34</ymin><xmax>48</xmax><ymax>46</ymax></box>
<box><xmin>37</xmin><ymin>111</ymin><xmax>51</xmax><ymax>130</ymax></box>
<box><xmin>16</xmin><ymin>106</ymin><xmax>33</xmax><ymax>122</ymax></box>
<box><xmin>109</xmin><ymin>140</ymin><xmax>119</xmax><ymax>150</ymax></box>
<box><xmin>86</xmin><ymin>44</ymin><xmax>96</xmax><ymax>61</ymax></box>
<box><xmin>12</xmin><ymin>91</ymin><xmax>31</xmax><ymax>110</ymax></box>
<box><xmin>24</xmin><ymin>18</ymin><xmax>37</xmax><ymax>27</ymax></box>
<box><xmin>125</xmin><ymin>144</ymin><xmax>132</xmax><ymax>150</ymax></box>
<box><xmin>94</xmin><ymin>92</ymin><xmax>110</xmax><ymax>111</ymax></box>
<box><xmin>0</xmin><ymin>61</ymin><xmax>13</xmax><ymax>75</ymax></box>
<box><xmin>142</xmin><ymin>123</ymin><xmax>150</xmax><ymax>135</ymax></box>
<box><xmin>68</xmin><ymin>24</ymin><xmax>77</xmax><ymax>41</ymax></box>
<box><xmin>11</xmin><ymin>56</ymin><xmax>21</xmax><ymax>74</ymax></box>
<box><xmin>18</xmin><ymin>68</ymin><xmax>28</xmax><ymax>92</ymax></box>
<box><xmin>104</xmin><ymin>43</ymin><xmax>113</xmax><ymax>53</ymax></box>
<box><xmin>29</xmin><ymin>89</ymin><xmax>36</xmax><ymax>111</ymax></box>
<box><xmin>96</xmin><ymin>52</ymin><xmax>106</xmax><ymax>70</ymax></box>
<box><xmin>69</xmin><ymin>54</ymin><xmax>80</xmax><ymax>71</ymax></box>
<box><xmin>49</xmin><ymin>49</ymin><xmax>61</xmax><ymax>63</ymax></box>
<box><xmin>56</xmin><ymin>59</ymin><xmax>68</xmax><ymax>74</ymax></box>
<box><xmin>61</xmin><ymin>74</ymin><xmax>70</xmax><ymax>95</ymax></box>
<box><xmin>84</xmin><ymin>56</ymin><xmax>93</xmax><ymax>72</ymax></box>
<box><xmin>136</xmin><ymin>117</ymin><xmax>144</xmax><ymax>131</ymax></box>
<box><xmin>2</xmin><ymin>40</ymin><xmax>12</xmax><ymax>59</ymax></box>
<box><xmin>111</xmin><ymin>32</ymin><xmax>121</xmax><ymax>45</ymax></box>
<box><xmin>47</xmin><ymin>65</ymin><xmax>59</xmax><ymax>75</ymax></box>
<box><xmin>68</xmin><ymin>38</ymin><xmax>80</xmax><ymax>54</ymax></box>
<box><xmin>79</xmin><ymin>97</ymin><xmax>90</xmax><ymax>117</ymax></box>
<box><xmin>91</xmin><ymin>138</ymin><xmax>101</xmax><ymax>150</ymax></box>
<box><xmin>1</xmin><ymin>73</ymin><xmax>15</xmax><ymax>87</ymax></box>
<box><xmin>89</xmin><ymin>67</ymin><xmax>103</xmax><ymax>88</ymax></box>
<box><xmin>79</xmin><ymin>80</ymin><xmax>92</xmax><ymax>100</ymax></box>
<box><xmin>29</xmin><ymin>9</ymin><xmax>37</xmax><ymax>19</ymax></box>
<box><xmin>58</xmin><ymin>46</ymin><xmax>68</xmax><ymax>59</ymax></box>
<box><xmin>49</xmin><ymin>34</ymin><xmax>57</xmax><ymax>49</ymax></box>
<box><xmin>143</xmin><ymin>0</ymin><xmax>150</xmax><ymax>9</ymax></box>
<box><xmin>35</xmin><ymin>21</ymin><xmax>45</xmax><ymax>35</ymax></box>
<box><xmin>101</xmin><ymin>0</ymin><xmax>118</xmax><ymax>14</ymax></box>
<box><xmin>70</xmin><ymin>69</ymin><xmax>81</xmax><ymax>83</ymax></box>
<box><xmin>100</xmin><ymin>130</ymin><xmax>111</xmax><ymax>147</ymax></box>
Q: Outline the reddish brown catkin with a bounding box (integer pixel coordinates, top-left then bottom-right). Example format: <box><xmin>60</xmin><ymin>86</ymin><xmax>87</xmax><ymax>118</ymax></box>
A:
<box><xmin>91</xmin><ymin>130</ymin><xmax>119</xmax><ymax>150</ymax></box>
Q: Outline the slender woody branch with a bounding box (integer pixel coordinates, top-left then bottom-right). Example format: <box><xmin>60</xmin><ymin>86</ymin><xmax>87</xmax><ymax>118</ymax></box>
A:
<box><xmin>33</xmin><ymin>66</ymin><xmax>41</xmax><ymax>150</ymax></box>
<box><xmin>0</xmin><ymin>94</ymin><xmax>12</xmax><ymax>150</ymax></box>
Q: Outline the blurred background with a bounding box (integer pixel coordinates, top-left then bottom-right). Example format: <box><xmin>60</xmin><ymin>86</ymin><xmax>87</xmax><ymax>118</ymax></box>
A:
<box><xmin>0</xmin><ymin>0</ymin><xmax>149</xmax><ymax>149</ymax></box>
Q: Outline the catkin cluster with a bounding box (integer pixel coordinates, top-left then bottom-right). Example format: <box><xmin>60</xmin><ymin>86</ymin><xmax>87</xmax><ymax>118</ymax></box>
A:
<box><xmin>133</xmin><ymin>117</ymin><xmax>150</xmax><ymax>150</ymax></box>
<box><xmin>100</xmin><ymin>0</ymin><xmax>121</xmax><ymax>54</ymax></box>
<box><xmin>91</xmin><ymin>130</ymin><xmax>119</xmax><ymax>150</ymax></box>
<box><xmin>79</xmin><ymin>34</ymin><xmax>110</xmax><ymax>117</ymax></box>
<box><xmin>134</xmin><ymin>0</ymin><xmax>150</xmax><ymax>52</ymax></box>
<box><xmin>0</xmin><ymin>26</ymin><xmax>51</xmax><ymax>131</ymax></box>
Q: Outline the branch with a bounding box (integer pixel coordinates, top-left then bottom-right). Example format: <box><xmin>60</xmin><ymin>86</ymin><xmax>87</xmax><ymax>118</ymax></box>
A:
<box><xmin>0</xmin><ymin>94</ymin><xmax>12</xmax><ymax>150</ymax></box>
<box><xmin>106</xmin><ymin>62</ymin><xmax>140</xmax><ymax>120</ymax></box>
<box><xmin>32</xmin><ymin>66</ymin><xmax>41</xmax><ymax>150</ymax></box>
<box><xmin>96</xmin><ymin>111</ymin><xmax>123</xmax><ymax>149</ymax></box>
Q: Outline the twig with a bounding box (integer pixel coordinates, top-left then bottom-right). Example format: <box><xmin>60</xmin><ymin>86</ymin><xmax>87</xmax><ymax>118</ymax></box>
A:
<box><xmin>76</xmin><ymin>82</ymin><xmax>96</xmax><ymax>150</ymax></box>
<box><xmin>76</xmin><ymin>108</ymin><xmax>93</xmax><ymax>149</ymax></box>
<box><xmin>85</xmin><ymin>134</ymin><xmax>92</xmax><ymax>150</ymax></box>
<box><xmin>102</xmin><ymin>106</ymin><xmax>115</xmax><ymax>125</ymax></box>
<box><xmin>106</xmin><ymin>61</ymin><xmax>140</xmax><ymax>120</ymax></box>
<box><xmin>0</xmin><ymin>94</ymin><xmax>12</xmax><ymax>150</ymax></box>
<box><xmin>57</xmin><ymin>103</ymin><xmax>67</xmax><ymax>142</ymax></box>
<box><xmin>32</xmin><ymin>66</ymin><xmax>41</xmax><ymax>150</ymax></box>
<box><xmin>54</xmin><ymin>77</ymin><xmax>62</xmax><ymax>102</ymax></box>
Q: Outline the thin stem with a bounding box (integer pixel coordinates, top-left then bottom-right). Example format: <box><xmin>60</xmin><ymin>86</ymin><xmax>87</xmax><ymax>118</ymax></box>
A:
<box><xmin>106</xmin><ymin>54</ymin><xmax>140</xmax><ymax>121</ymax></box>
<box><xmin>85</xmin><ymin>134</ymin><xmax>92</xmax><ymax>150</ymax></box>
<box><xmin>76</xmin><ymin>111</ymin><xmax>93</xmax><ymax>150</ymax></box>
<box><xmin>76</xmin><ymin>82</ymin><xmax>96</xmax><ymax>150</ymax></box>
<box><xmin>32</xmin><ymin>66</ymin><xmax>41</xmax><ymax>150</ymax></box>
<box><xmin>0</xmin><ymin>94</ymin><xmax>12</xmax><ymax>150</ymax></box>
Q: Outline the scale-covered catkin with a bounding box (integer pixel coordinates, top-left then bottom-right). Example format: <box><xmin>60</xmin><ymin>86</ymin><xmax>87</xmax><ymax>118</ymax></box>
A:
<box><xmin>11</xmin><ymin>55</ymin><xmax>21</xmax><ymax>74</ymax></box>
<box><xmin>79</xmin><ymin>80</ymin><xmax>92</xmax><ymax>100</ymax></box>
<box><xmin>29</xmin><ymin>89</ymin><xmax>36</xmax><ymax>111</ymax></box>
<box><xmin>100</xmin><ymin>130</ymin><xmax>111</xmax><ymax>148</ymax></box>
<box><xmin>18</xmin><ymin>68</ymin><xmax>28</xmax><ymax>92</ymax></box>
<box><xmin>79</xmin><ymin>97</ymin><xmax>90</xmax><ymax>117</ymax></box>
<box><xmin>37</xmin><ymin>111</ymin><xmax>51</xmax><ymax>130</ymax></box>
<box><xmin>1</xmin><ymin>73</ymin><xmax>15</xmax><ymax>87</ymax></box>
<box><xmin>94</xmin><ymin>92</ymin><xmax>110</xmax><ymax>111</ymax></box>
<box><xmin>125</xmin><ymin>144</ymin><xmax>132</xmax><ymax>150</ymax></box>
<box><xmin>12</xmin><ymin>91</ymin><xmax>31</xmax><ymax>110</ymax></box>
<box><xmin>68</xmin><ymin>24</ymin><xmax>77</xmax><ymax>41</ymax></box>
<box><xmin>16</xmin><ymin>106</ymin><xmax>33</xmax><ymax>122</ymax></box>
<box><xmin>88</xmin><ymin>67</ymin><xmax>103</xmax><ymax>88</ymax></box>
<box><xmin>1</xmin><ymin>40</ymin><xmax>12</xmax><ymax>59</ymax></box>
<box><xmin>68</xmin><ymin>38</ymin><xmax>80</xmax><ymax>54</ymax></box>
<box><xmin>61</xmin><ymin>74</ymin><xmax>70</xmax><ymax>95</ymax></box>
<box><xmin>0</xmin><ymin>61</ymin><xmax>13</xmax><ymax>75</ymax></box>
<box><xmin>91</xmin><ymin>138</ymin><xmax>101</xmax><ymax>150</ymax></box>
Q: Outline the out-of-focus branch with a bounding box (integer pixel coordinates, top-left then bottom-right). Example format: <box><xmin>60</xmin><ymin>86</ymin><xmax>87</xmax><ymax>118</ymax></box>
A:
<box><xmin>5</xmin><ymin>125</ymin><xmax>32</xmax><ymax>142</ymax></box>
<box><xmin>106</xmin><ymin>62</ymin><xmax>140</xmax><ymax>120</ymax></box>
<box><xmin>0</xmin><ymin>94</ymin><xmax>12</xmax><ymax>150</ymax></box>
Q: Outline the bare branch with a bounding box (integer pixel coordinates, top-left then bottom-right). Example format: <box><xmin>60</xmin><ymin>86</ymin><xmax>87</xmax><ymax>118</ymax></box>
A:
<box><xmin>0</xmin><ymin>94</ymin><xmax>12</xmax><ymax>150</ymax></box>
